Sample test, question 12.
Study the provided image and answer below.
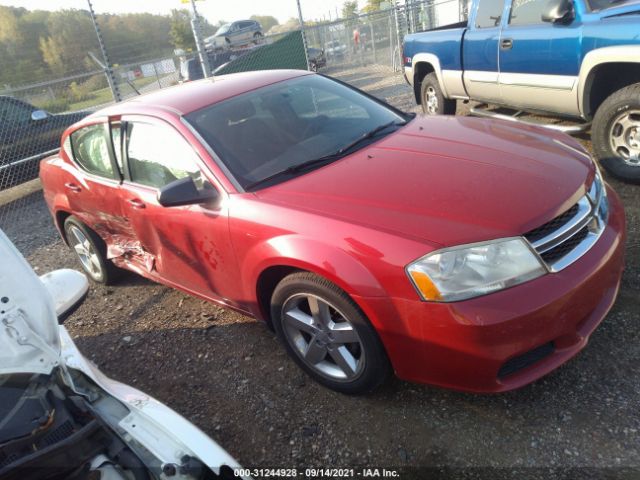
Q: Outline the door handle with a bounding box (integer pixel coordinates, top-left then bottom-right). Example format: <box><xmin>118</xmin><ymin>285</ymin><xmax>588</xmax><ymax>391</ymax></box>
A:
<box><xmin>501</xmin><ymin>39</ymin><xmax>513</xmax><ymax>50</ymax></box>
<box><xmin>64</xmin><ymin>182</ymin><xmax>81</xmax><ymax>193</ymax></box>
<box><xmin>126</xmin><ymin>198</ymin><xmax>146</xmax><ymax>209</ymax></box>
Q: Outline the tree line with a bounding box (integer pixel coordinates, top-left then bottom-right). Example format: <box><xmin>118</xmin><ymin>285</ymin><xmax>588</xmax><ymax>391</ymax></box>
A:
<box><xmin>0</xmin><ymin>6</ymin><xmax>225</xmax><ymax>88</ymax></box>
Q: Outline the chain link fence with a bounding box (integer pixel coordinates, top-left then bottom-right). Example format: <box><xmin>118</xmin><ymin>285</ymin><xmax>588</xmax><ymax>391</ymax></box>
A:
<box><xmin>0</xmin><ymin>0</ymin><xmax>465</xmax><ymax>251</ymax></box>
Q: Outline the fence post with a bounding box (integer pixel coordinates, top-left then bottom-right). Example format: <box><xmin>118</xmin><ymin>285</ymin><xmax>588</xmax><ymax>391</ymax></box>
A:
<box><xmin>392</xmin><ymin>1</ymin><xmax>403</xmax><ymax>72</ymax></box>
<box><xmin>369</xmin><ymin>16</ymin><xmax>377</xmax><ymax>64</ymax></box>
<box><xmin>189</xmin><ymin>0</ymin><xmax>212</xmax><ymax>78</ymax></box>
<box><xmin>86</xmin><ymin>0</ymin><xmax>121</xmax><ymax>102</ymax></box>
<box><xmin>296</xmin><ymin>0</ymin><xmax>311</xmax><ymax>71</ymax></box>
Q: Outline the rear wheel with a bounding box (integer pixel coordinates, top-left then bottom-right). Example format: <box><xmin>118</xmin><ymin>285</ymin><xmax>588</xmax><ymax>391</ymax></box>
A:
<box><xmin>592</xmin><ymin>82</ymin><xmax>640</xmax><ymax>184</ymax></box>
<box><xmin>271</xmin><ymin>272</ymin><xmax>391</xmax><ymax>394</ymax></box>
<box><xmin>253</xmin><ymin>32</ymin><xmax>263</xmax><ymax>44</ymax></box>
<box><xmin>64</xmin><ymin>216</ymin><xmax>120</xmax><ymax>284</ymax></box>
<box><xmin>420</xmin><ymin>72</ymin><xmax>456</xmax><ymax>115</ymax></box>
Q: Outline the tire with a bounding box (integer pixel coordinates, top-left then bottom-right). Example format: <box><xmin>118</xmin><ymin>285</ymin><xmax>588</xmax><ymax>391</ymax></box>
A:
<box><xmin>253</xmin><ymin>32</ymin><xmax>263</xmax><ymax>44</ymax></box>
<box><xmin>64</xmin><ymin>216</ymin><xmax>120</xmax><ymax>284</ymax></box>
<box><xmin>420</xmin><ymin>72</ymin><xmax>456</xmax><ymax>115</ymax></box>
<box><xmin>309</xmin><ymin>61</ymin><xmax>318</xmax><ymax>72</ymax></box>
<box><xmin>271</xmin><ymin>272</ymin><xmax>391</xmax><ymax>394</ymax></box>
<box><xmin>592</xmin><ymin>82</ymin><xmax>640</xmax><ymax>184</ymax></box>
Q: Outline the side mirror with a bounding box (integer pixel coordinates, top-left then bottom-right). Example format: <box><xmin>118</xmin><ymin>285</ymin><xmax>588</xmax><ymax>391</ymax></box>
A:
<box><xmin>541</xmin><ymin>0</ymin><xmax>574</xmax><ymax>23</ymax></box>
<box><xmin>40</xmin><ymin>269</ymin><xmax>89</xmax><ymax>324</ymax></box>
<box><xmin>158</xmin><ymin>177</ymin><xmax>219</xmax><ymax>207</ymax></box>
<box><xmin>31</xmin><ymin>109</ymin><xmax>49</xmax><ymax>121</ymax></box>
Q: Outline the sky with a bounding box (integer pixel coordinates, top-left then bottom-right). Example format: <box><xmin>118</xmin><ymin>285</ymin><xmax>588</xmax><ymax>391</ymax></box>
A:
<box><xmin>0</xmin><ymin>0</ymin><xmax>350</xmax><ymax>24</ymax></box>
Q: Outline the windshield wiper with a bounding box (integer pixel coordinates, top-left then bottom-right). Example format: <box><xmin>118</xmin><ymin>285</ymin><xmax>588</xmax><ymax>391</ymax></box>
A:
<box><xmin>335</xmin><ymin>120</ymin><xmax>406</xmax><ymax>156</ymax></box>
<box><xmin>244</xmin><ymin>120</ymin><xmax>406</xmax><ymax>191</ymax></box>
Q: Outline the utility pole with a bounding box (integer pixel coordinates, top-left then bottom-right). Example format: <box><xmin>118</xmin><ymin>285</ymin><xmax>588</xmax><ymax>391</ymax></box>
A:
<box><xmin>189</xmin><ymin>0</ymin><xmax>212</xmax><ymax>78</ymax></box>
<box><xmin>296</xmin><ymin>0</ymin><xmax>310</xmax><ymax>71</ymax></box>
<box><xmin>87</xmin><ymin>0</ymin><xmax>121</xmax><ymax>102</ymax></box>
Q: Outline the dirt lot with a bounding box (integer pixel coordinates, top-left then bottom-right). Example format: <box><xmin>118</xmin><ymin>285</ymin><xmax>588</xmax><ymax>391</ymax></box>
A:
<box><xmin>1</xmin><ymin>65</ymin><xmax>639</xmax><ymax>478</ymax></box>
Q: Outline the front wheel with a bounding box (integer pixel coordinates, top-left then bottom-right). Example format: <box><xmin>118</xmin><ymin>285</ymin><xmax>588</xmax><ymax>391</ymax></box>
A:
<box><xmin>271</xmin><ymin>273</ymin><xmax>391</xmax><ymax>394</ymax></box>
<box><xmin>420</xmin><ymin>72</ymin><xmax>456</xmax><ymax>115</ymax></box>
<box><xmin>592</xmin><ymin>83</ymin><xmax>640</xmax><ymax>184</ymax></box>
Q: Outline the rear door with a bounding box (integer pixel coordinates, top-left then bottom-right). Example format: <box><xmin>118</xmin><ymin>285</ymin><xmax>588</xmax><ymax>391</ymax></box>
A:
<box><xmin>64</xmin><ymin>121</ymin><xmax>126</xmax><ymax>242</ymax></box>
<box><xmin>462</xmin><ymin>0</ymin><xmax>507</xmax><ymax>103</ymax></box>
<box><xmin>498</xmin><ymin>0</ymin><xmax>581</xmax><ymax>115</ymax></box>
<box><xmin>239</xmin><ymin>21</ymin><xmax>253</xmax><ymax>43</ymax></box>
<box><xmin>118</xmin><ymin>115</ymin><xmax>235</xmax><ymax>302</ymax></box>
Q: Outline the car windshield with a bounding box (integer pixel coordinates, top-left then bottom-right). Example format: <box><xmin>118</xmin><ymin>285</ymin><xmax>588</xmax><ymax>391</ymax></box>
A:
<box><xmin>185</xmin><ymin>75</ymin><xmax>409</xmax><ymax>190</ymax></box>
<box><xmin>586</xmin><ymin>0</ymin><xmax>634</xmax><ymax>9</ymax></box>
<box><xmin>215</xmin><ymin>24</ymin><xmax>231</xmax><ymax>36</ymax></box>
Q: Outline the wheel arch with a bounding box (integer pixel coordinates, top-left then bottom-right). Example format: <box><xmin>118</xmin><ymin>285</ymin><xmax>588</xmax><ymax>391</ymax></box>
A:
<box><xmin>55</xmin><ymin>209</ymin><xmax>73</xmax><ymax>245</ymax></box>
<box><xmin>412</xmin><ymin>54</ymin><xmax>447</xmax><ymax>104</ymax></box>
<box><xmin>579</xmin><ymin>47</ymin><xmax>640</xmax><ymax>119</ymax></box>
<box><xmin>246</xmin><ymin>236</ymin><xmax>387</xmax><ymax>328</ymax></box>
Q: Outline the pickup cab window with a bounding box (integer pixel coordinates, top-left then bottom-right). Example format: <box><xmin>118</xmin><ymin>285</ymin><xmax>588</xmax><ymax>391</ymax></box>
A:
<box><xmin>587</xmin><ymin>0</ymin><xmax>632</xmax><ymax>9</ymax></box>
<box><xmin>475</xmin><ymin>0</ymin><xmax>505</xmax><ymax>28</ymax></box>
<box><xmin>509</xmin><ymin>0</ymin><xmax>547</xmax><ymax>25</ymax></box>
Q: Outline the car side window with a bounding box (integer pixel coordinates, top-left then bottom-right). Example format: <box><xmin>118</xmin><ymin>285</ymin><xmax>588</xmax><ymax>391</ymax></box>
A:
<box><xmin>125</xmin><ymin>122</ymin><xmax>203</xmax><ymax>189</ymax></box>
<box><xmin>0</xmin><ymin>98</ymin><xmax>34</xmax><ymax>127</ymax></box>
<box><xmin>509</xmin><ymin>0</ymin><xmax>547</xmax><ymax>25</ymax></box>
<box><xmin>475</xmin><ymin>0</ymin><xmax>505</xmax><ymax>27</ymax></box>
<box><xmin>70</xmin><ymin>124</ymin><xmax>116</xmax><ymax>179</ymax></box>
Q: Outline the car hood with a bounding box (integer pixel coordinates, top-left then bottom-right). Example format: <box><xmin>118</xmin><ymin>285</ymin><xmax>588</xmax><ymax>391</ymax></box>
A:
<box><xmin>0</xmin><ymin>229</ymin><xmax>60</xmax><ymax>375</ymax></box>
<box><xmin>256</xmin><ymin>115</ymin><xmax>594</xmax><ymax>247</ymax></box>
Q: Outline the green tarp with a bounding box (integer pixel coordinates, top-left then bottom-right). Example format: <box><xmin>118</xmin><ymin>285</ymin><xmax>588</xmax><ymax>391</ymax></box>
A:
<box><xmin>214</xmin><ymin>31</ymin><xmax>307</xmax><ymax>76</ymax></box>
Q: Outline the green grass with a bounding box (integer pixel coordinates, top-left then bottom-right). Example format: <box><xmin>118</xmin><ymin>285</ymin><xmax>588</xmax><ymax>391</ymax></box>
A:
<box><xmin>67</xmin><ymin>76</ymin><xmax>166</xmax><ymax>111</ymax></box>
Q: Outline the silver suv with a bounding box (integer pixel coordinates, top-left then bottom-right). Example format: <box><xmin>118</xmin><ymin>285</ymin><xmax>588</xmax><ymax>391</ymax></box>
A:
<box><xmin>205</xmin><ymin>20</ymin><xmax>263</xmax><ymax>51</ymax></box>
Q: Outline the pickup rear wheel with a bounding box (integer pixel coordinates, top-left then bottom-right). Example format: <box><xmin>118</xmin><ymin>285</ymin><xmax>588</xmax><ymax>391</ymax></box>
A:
<box><xmin>270</xmin><ymin>272</ymin><xmax>391</xmax><ymax>394</ymax></box>
<box><xmin>420</xmin><ymin>72</ymin><xmax>456</xmax><ymax>115</ymax></box>
<box><xmin>592</xmin><ymin>83</ymin><xmax>640</xmax><ymax>184</ymax></box>
<box><xmin>64</xmin><ymin>216</ymin><xmax>120</xmax><ymax>284</ymax></box>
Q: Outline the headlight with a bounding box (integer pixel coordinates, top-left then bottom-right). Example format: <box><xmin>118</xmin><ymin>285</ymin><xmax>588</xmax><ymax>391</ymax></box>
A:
<box><xmin>406</xmin><ymin>238</ymin><xmax>546</xmax><ymax>302</ymax></box>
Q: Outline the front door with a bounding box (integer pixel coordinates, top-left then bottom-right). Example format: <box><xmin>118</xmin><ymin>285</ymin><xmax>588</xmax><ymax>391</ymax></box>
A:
<box><xmin>462</xmin><ymin>0</ymin><xmax>507</xmax><ymax>103</ymax></box>
<box><xmin>498</xmin><ymin>0</ymin><xmax>582</xmax><ymax>115</ymax></box>
<box><xmin>117</xmin><ymin>115</ymin><xmax>235</xmax><ymax>304</ymax></box>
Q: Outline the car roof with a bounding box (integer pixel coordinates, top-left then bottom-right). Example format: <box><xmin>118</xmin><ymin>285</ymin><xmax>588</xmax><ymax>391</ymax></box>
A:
<box><xmin>92</xmin><ymin>69</ymin><xmax>312</xmax><ymax>118</ymax></box>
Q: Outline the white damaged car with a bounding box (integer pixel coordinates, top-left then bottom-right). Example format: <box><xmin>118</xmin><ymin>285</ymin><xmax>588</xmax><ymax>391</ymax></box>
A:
<box><xmin>0</xmin><ymin>229</ymin><xmax>248</xmax><ymax>480</ymax></box>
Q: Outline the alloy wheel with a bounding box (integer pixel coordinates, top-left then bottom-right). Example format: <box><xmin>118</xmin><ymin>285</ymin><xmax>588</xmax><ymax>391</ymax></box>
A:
<box><xmin>281</xmin><ymin>293</ymin><xmax>365</xmax><ymax>382</ymax></box>
<box><xmin>69</xmin><ymin>225</ymin><xmax>102</xmax><ymax>280</ymax></box>
<box><xmin>426</xmin><ymin>86</ymin><xmax>439</xmax><ymax>114</ymax></box>
<box><xmin>609</xmin><ymin>110</ymin><xmax>640</xmax><ymax>166</ymax></box>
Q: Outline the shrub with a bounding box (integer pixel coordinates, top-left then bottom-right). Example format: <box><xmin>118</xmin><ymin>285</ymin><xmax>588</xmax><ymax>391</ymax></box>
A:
<box><xmin>38</xmin><ymin>97</ymin><xmax>70</xmax><ymax>113</ymax></box>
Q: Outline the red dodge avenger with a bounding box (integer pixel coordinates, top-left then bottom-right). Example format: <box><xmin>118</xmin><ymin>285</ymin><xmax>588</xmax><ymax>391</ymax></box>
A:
<box><xmin>40</xmin><ymin>70</ymin><xmax>625</xmax><ymax>394</ymax></box>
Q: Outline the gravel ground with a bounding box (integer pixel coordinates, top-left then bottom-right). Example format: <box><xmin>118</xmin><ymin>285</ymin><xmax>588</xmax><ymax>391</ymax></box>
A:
<box><xmin>0</xmin><ymin>65</ymin><xmax>639</xmax><ymax>478</ymax></box>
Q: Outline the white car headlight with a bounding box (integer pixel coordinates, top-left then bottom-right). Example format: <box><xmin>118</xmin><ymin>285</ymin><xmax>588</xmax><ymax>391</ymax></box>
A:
<box><xmin>406</xmin><ymin>238</ymin><xmax>546</xmax><ymax>302</ymax></box>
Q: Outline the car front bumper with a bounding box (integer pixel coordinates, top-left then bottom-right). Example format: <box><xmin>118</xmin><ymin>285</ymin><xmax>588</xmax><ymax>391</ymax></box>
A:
<box><xmin>355</xmin><ymin>186</ymin><xmax>626</xmax><ymax>392</ymax></box>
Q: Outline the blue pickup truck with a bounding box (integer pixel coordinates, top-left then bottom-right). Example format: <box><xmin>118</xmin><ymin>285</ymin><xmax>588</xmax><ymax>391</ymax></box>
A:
<box><xmin>403</xmin><ymin>0</ymin><xmax>640</xmax><ymax>183</ymax></box>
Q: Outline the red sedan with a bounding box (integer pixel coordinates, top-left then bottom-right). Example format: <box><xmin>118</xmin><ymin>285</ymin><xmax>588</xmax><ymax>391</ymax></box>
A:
<box><xmin>40</xmin><ymin>70</ymin><xmax>625</xmax><ymax>394</ymax></box>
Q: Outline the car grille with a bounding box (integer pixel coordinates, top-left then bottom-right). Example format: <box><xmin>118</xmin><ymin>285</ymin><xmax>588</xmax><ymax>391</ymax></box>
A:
<box><xmin>524</xmin><ymin>173</ymin><xmax>609</xmax><ymax>272</ymax></box>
